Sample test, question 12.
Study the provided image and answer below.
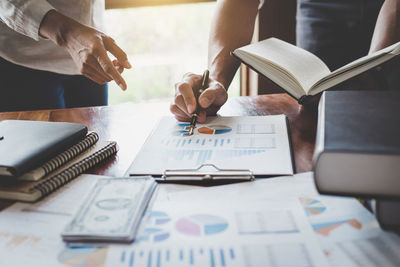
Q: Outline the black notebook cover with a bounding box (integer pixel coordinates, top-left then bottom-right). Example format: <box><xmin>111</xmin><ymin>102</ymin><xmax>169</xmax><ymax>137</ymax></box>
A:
<box><xmin>0</xmin><ymin>120</ymin><xmax>87</xmax><ymax>177</ymax></box>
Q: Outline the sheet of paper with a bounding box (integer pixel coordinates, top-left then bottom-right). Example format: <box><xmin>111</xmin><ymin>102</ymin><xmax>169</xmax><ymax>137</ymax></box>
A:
<box><xmin>169</xmin><ymin>172</ymin><xmax>400</xmax><ymax>267</ymax></box>
<box><xmin>0</xmin><ymin>190</ymin><xmax>328</xmax><ymax>267</ymax></box>
<box><xmin>1</xmin><ymin>172</ymin><xmax>399</xmax><ymax>267</ymax></box>
<box><xmin>0</xmin><ymin>175</ymin><xmax>203</xmax><ymax>267</ymax></box>
<box><xmin>104</xmin><ymin>200</ymin><xmax>329</xmax><ymax>267</ymax></box>
<box><xmin>168</xmin><ymin>172</ymin><xmax>316</xmax><ymax>202</ymax></box>
<box><xmin>129</xmin><ymin>115</ymin><xmax>294</xmax><ymax>176</ymax></box>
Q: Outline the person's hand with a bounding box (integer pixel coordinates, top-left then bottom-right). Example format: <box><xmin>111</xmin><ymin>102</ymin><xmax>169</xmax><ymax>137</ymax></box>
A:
<box><xmin>170</xmin><ymin>72</ymin><xmax>228</xmax><ymax>122</ymax></box>
<box><xmin>39</xmin><ymin>10</ymin><xmax>131</xmax><ymax>90</ymax></box>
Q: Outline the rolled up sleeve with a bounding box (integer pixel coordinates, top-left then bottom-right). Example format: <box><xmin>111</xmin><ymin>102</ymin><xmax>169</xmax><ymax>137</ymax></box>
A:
<box><xmin>0</xmin><ymin>0</ymin><xmax>54</xmax><ymax>41</ymax></box>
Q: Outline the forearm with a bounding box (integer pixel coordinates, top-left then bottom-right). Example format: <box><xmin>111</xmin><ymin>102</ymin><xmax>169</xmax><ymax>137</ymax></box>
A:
<box><xmin>39</xmin><ymin>10</ymin><xmax>78</xmax><ymax>47</ymax></box>
<box><xmin>369</xmin><ymin>0</ymin><xmax>400</xmax><ymax>53</ymax></box>
<box><xmin>0</xmin><ymin>0</ymin><xmax>54</xmax><ymax>40</ymax></box>
<box><xmin>39</xmin><ymin>9</ymin><xmax>101</xmax><ymax>52</ymax></box>
<box><xmin>208</xmin><ymin>0</ymin><xmax>260</xmax><ymax>89</ymax></box>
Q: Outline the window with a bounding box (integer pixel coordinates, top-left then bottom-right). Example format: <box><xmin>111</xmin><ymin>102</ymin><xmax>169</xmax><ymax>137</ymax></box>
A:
<box><xmin>105</xmin><ymin>2</ymin><xmax>240</xmax><ymax>105</ymax></box>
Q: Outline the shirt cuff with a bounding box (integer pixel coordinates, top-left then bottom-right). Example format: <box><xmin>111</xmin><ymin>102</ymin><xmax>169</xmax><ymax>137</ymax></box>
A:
<box><xmin>7</xmin><ymin>1</ymin><xmax>54</xmax><ymax>41</ymax></box>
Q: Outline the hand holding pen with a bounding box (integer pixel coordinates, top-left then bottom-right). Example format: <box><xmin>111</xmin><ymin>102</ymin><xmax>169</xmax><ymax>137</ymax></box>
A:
<box><xmin>188</xmin><ymin>70</ymin><xmax>209</xmax><ymax>135</ymax></box>
<box><xmin>171</xmin><ymin>71</ymin><xmax>228</xmax><ymax>124</ymax></box>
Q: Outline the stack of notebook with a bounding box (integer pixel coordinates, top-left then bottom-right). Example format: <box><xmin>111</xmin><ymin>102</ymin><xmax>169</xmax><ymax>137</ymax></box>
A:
<box><xmin>0</xmin><ymin>120</ymin><xmax>118</xmax><ymax>202</ymax></box>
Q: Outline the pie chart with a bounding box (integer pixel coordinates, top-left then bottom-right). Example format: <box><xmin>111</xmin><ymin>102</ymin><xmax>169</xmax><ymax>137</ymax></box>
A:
<box><xmin>299</xmin><ymin>197</ymin><xmax>326</xmax><ymax>216</ymax></box>
<box><xmin>175</xmin><ymin>214</ymin><xmax>228</xmax><ymax>236</ymax></box>
<box><xmin>198</xmin><ymin>125</ymin><xmax>232</xmax><ymax>135</ymax></box>
<box><xmin>173</xmin><ymin>123</ymin><xmax>232</xmax><ymax>136</ymax></box>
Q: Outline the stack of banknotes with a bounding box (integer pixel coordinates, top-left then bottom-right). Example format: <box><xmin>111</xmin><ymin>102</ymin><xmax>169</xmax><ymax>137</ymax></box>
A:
<box><xmin>62</xmin><ymin>177</ymin><xmax>157</xmax><ymax>243</ymax></box>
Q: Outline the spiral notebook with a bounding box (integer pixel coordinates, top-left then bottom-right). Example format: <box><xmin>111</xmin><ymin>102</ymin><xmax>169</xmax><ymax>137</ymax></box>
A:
<box><xmin>16</xmin><ymin>132</ymin><xmax>100</xmax><ymax>181</ymax></box>
<box><xmin>0</xmin><ymin>141</ymin><xmax>118</xmax><ymax>202</ymax></box>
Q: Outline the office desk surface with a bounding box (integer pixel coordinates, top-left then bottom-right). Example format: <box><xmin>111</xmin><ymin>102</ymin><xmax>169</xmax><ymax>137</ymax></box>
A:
<box><xmin>0</xmin><ymin>94</ymin><xmax>317</xmax><ymax>209</ymax></box>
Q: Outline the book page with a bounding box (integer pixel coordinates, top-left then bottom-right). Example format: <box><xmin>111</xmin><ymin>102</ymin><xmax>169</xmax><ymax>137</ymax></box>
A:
<box><xmin>309</xmin><ymin>41</ymin><xmax>400</xmax><ymax>95</ymax></box>
<box><xmin>234</xmin><ymin>38</ymin><xmax>331</xmax><ymax>96</ymax></box>
<box><xmin>128</xmin><ymin>116</ymin><xmax>293</xmax><ymax>176</ymax></box>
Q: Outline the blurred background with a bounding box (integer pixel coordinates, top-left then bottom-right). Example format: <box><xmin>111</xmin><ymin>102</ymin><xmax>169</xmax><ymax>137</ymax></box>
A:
<box><xmin>104</xmin><ymin>0</ymin><xmax>296</xmax><ymax>105</ymax></box>
<box><xmin>104</xmin><ymin>2</ymin><xmax>240</xmax><ymax>105</ymax></box>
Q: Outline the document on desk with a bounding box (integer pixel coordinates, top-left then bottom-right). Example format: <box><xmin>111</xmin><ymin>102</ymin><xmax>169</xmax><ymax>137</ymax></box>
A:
<box><xmin>1</xmin><ymin>173</ymin><xmax>400</xmax><ymax>267</ymax></box>
<box><xmin>0</xmin><ymin>174</ymin><xmax>195</xmax><ymax>267</ymax></box>
<box><xmin>169</xmin><ymin>172</ymin><xmax>400</xmax><ymax>267</ymax></box>
<box><xmin>105</xmin><ymin>199</ymin><xmax>329</xmax><ymax>267</ymax></box>
<box><xmin>128</xmin><ymin>115</ymin><xmax>294</xmax><ymax>177</ymax></box>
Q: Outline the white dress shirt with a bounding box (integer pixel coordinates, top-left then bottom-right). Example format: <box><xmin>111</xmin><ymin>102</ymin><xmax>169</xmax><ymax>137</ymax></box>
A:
<box><xmin>0</xmin><ymin>0</ymin><xmax>105</xmax><ymax>75</ymax></box>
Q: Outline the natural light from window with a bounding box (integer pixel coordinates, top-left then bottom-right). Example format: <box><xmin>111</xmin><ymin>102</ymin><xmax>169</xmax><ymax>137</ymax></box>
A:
<box><xmin>105</xmin><ymin>2</ymin><xmax>240</xmax><ymax>105</ymax></box>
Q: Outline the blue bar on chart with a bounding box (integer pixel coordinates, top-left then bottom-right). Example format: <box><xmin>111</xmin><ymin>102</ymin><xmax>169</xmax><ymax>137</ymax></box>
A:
<box><xmin>169</xmin><ymin>150</ymin><xmax>213</xmax><ymax>165</ymax></box>
<box><xmin>214</xmin><ymin>150</ymin><xmax>266</xmax><ymax>160</ymax></box>
<box><xmin>165</xmin><ymin>138</ymin><xmax>232</xmax><ymax>148</ymax></box>
<box><xmin>119</xmin><ymin>247</ymin><xmax>238</xmax><ymax>267</ymax></box>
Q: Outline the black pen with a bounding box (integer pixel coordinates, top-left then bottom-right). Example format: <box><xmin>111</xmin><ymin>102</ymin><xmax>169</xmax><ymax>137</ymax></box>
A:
<box><xmin>188</xmin><ymin>70</ymin><xmax>209</xmax><ymax>136</ymax></box>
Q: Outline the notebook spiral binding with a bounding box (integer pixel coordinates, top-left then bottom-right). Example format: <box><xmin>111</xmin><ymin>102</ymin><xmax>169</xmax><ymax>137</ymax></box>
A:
<box><xmin>41</xmin><ymin>132</ymin><xmax>99</xmax><ymax>177</ymax></box>
<box><xmin>32</xmin><ymin>142</ymin><xmax>118</xmax><ymax>199</ymax></box>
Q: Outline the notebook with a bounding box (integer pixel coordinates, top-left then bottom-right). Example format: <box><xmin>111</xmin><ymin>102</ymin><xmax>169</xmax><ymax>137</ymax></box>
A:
<box><xmin>0</xmin><ymin>141</ymin><xmax>118</xmax><ymax>202</ymax></box>
<box><xmin>18</xmin><ymin>132</ymin><xmax>100</xmax><ymax>181</ymax></box>
<box><xmin>232</xmin><ymin>38</ymin><xmax>400</xmax><ymax>104</ymax></box>
<box><xmin>0</xmin><ymin>120</ymin><xmax>87</xmax><ymax>177</ymax></box>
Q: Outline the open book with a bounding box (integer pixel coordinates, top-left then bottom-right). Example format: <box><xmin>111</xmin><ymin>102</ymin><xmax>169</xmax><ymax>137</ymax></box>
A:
<box><xmin>232</xmin><ymin>38</ymin><xmax>400</xmax><ymax>103</ymax></box>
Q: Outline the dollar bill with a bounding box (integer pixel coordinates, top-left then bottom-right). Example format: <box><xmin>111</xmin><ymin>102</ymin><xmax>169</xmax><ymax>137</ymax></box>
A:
<box><xmin>62</xmin><ymin>177</ymin><xmax>157</xmax><ymax>243</ymax></box>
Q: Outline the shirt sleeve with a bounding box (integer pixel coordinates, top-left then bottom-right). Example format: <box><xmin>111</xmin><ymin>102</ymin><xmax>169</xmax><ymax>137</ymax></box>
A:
<box><xmin>0</xmin><ymin>0</ymin><xmax>55</xmax><ymax>41</ymax></box>
<box><xmin>259</xmin><ymin>0</ymin><xmax>265</xmax><ymax>9</ymax></box>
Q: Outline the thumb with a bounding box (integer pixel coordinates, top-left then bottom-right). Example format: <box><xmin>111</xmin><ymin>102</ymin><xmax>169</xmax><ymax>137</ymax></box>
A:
<box><xmin>198</xmin><ymin>89</ymin><xmax>217</xmax><ymax>108</ymax></box>
<box><xmin>198</xmin><ymin>84</ymin><xmax>227</xmax><ymax>108</ymax></box>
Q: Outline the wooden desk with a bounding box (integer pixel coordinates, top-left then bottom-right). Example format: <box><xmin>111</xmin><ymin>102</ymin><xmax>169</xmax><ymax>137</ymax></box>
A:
<box><xmin>0</xmin><ymin>94</ymin><xmax>317</xmax><ymax>208</ymax></box>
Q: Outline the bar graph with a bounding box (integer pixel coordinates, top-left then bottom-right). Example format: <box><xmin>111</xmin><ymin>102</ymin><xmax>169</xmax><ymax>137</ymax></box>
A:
<box><xmin>118</xmin><ymin>246</ymin><xmax>237</xmax><ymax>267</ymax></box>
<box><xmin>162</xmin><ymin>137</ymin><xmax>232</xmax><ymax>148</ymax></box>
<box><xmin>167</xmin><ymin>149</ymin><xmax>267</xmax><ymax>165</ymax></box>
<box><xmin>117</xmin><ymin>243</ymin><xmax>313</xmax><ymax>267</ymax></box>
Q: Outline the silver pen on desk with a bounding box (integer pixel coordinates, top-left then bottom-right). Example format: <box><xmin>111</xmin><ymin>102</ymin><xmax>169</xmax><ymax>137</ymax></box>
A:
<box><xmin>187</xmin><ymin>70</ymin><xmax>209</xmax><ymax>136</ymax></box>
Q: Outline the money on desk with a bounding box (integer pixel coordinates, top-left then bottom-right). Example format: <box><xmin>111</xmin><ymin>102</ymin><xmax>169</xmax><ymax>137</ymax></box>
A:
<box><xmin>62</xmin><ymin>177</ymin><xmax>157</xmax><ymax>243</ymax></box>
